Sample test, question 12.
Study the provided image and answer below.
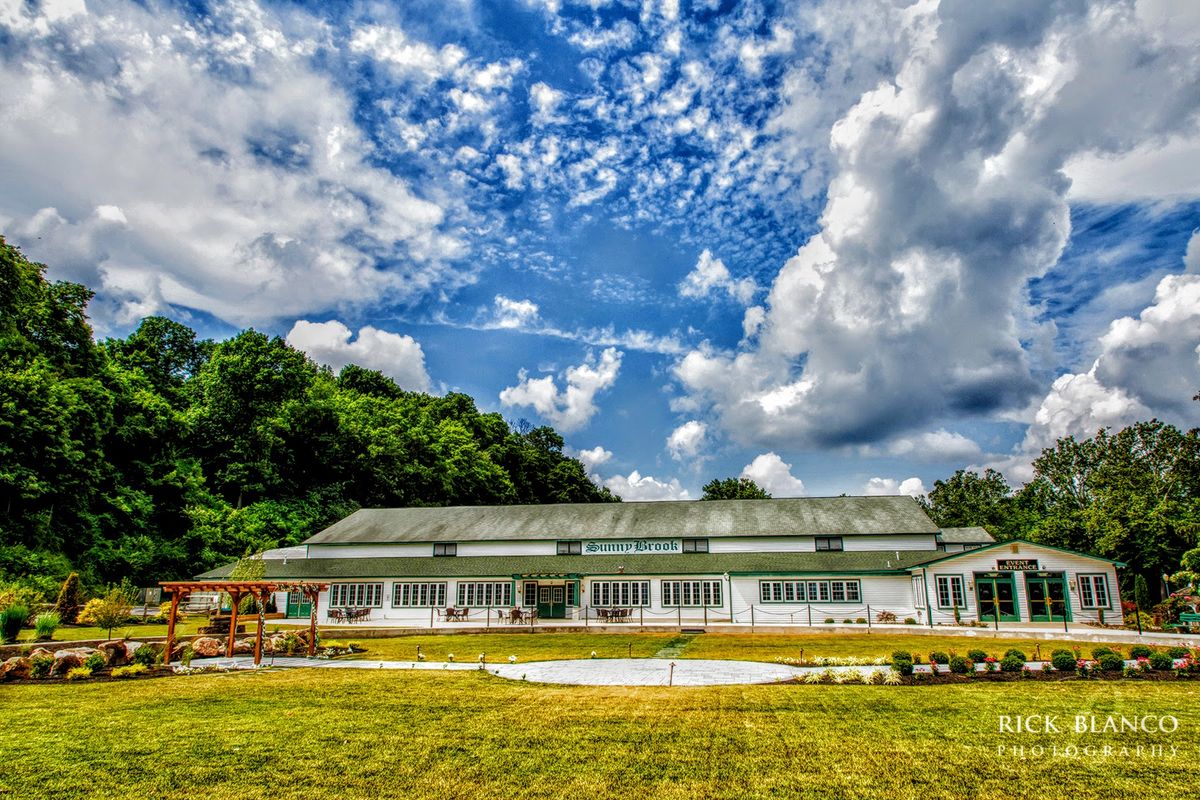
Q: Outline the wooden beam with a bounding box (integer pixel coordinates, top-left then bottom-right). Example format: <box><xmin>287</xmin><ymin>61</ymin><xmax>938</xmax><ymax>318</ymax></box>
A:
<box><xmin>226</xmin><ymin>589</ymin><xmax>241</xmax><ymax>658</ymax></box>
<box><xmin>306</xmin><ymin>587</ymin><xmax>319</xmax><ymax>656</ymax></box>
<box><xmin>165</xmin><ymin>592</ymin><xmax>182</xmax><ymax>666</ymax></box>
<box><xmin>253</xmin><ymin>588</ymin><xmax>268</xmax><ymax>666</ymax></box>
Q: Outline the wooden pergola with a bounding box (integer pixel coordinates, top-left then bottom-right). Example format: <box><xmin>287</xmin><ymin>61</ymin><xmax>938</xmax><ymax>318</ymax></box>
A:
<box><xmin>159</xmin><ymin>581</ymin><xmax>328</xmax><ymax>666</ymax></box>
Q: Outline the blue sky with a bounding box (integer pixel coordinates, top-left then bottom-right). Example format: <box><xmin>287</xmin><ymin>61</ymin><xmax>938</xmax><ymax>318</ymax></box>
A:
<box><xmin>2</xmin><ymin>0</ymin><xmax>1199</xmax><ymax>500</ymax></box>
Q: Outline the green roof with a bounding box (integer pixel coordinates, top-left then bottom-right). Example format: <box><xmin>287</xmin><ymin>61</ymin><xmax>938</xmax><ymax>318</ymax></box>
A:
<box><xmin>198</xmin><ymin>549</ymin><xmax>940</xmax><ymax>580</ymax></box>
<box><xmin>303</xmin><ymin>496</ymin><xmax>939</xmax><ymax>546</ymax></box>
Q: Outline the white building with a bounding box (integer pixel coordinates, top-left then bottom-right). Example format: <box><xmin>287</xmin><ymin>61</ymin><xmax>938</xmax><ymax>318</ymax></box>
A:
<box><xmin>203</xmin><ymin>496</ymin><xmax>1123</xmax><ymax>628</ymax></box>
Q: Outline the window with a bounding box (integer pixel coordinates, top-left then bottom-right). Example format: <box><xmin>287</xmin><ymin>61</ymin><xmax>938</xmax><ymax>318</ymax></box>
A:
<box><xmin>662</xmin><ymin>580</ymin><xmax>722</xmax><ymax>607</ymax></box>
<box><xmin>1079</xmin><ymin>574</ymin><xmax>1111</xmax><ymax>609</ymax></box>
<box><xmin>557</xmin><ymin>540</ymin><xmax>582</xmax><ymax>555</ymax></box>
<box><xmin>935</xmin><ymin>576</ymin><xmax>966</xmax><ymax>608</ymax></box>
<box><xmin>682</xmin><ymin>538</ymin><xmax>709</xmax><ymax>553</ymax></box>
<box><xmin>523</xmin><ymin>582</ymin><xmax>538</xmax><ymax>607</ymax></box>
<box><xmin>392</xmin><ymin>582</ymin><xmax>446</xmax><ymax>607</ymax></box>
<box><xmin>433</xmin><ymin>543</ymin><xmax>457</xmax><ymax>557</ymax></box>
<box><xmin>456</xmin><ymin>582</ymin><xmax>512</xmax><ymax>607</ymax></box>
<box><xmin>330</xmin><ymin>583</ymin><xmax>383</xmax><ymax>608</ymax></box>
<box><xmin>759</xmin><ymin>580</ymin><xmax>861</xmax><ymax>603</ymax></box>
<box><xmin>912</xmin><ymin>576</ymin><xmax>926</xmax><ymax>609</ymax></box>
<box><xmin>590</xmin><ymin>581</ymin><xmax>650</xmax><ymax>607</ymax></box>
<box><xmin>815</xmin><ymin>536</ymin><xmax>843</xmax><ymax>551</ymax></box>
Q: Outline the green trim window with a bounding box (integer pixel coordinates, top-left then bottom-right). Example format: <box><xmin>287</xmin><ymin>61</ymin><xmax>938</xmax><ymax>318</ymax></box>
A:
<box><xmin>433</xmin><ymin>543</ymin><xmax>457</xmax><ymax>557</ymax></box>
<box><xmin>912</xmin><ymin>575</ymin><xmax>926</xmax><ymax>609</ymax></box>
<box><xmin>392</xmin><ymin>582</ymin><xmax>446</xmax><ymax>607</ymax></box>
<box><xmin>815</xmin><ymin>536</ymin><xmax>843</xmax><ymax>551</ymax></box>
<box><xmin>330</xmin><ymin>583</ymin><xmax>383</xmax><ymax>608</ymax></box>
<box><xmin>760</xmin><ymin>580</ymin><xmax>860</xmax><ymax>603</ymax></box>
<box><xmin>557</xmin><ymin>540</ymin><xmax>582</xmax><ymax>555</ymax></box>
<box><xmin>457</xmin><ymin>582</ymin><xmax>512</xmax><ymax>607</ymax></box>
<box><xmin>523</xmin><ymin>581</ymin><xmax>537</xmax><ymax>607</ymax></box>
<box><xmin>662</xmin><ymin>580</ymin><xmax>722</xmax><ymax>607</ymax></box>
<box><xmin>1078</xmin><ymin>574</ymin><xmax>1111</xmax><ymax>609</ymax></box>
<box><xmin>682</xmin><ymin>538</ymin><xmax>709</xmax><ymax>553</ymax></box>
<box><xmin>935</xmin><ymin>575</ymin><xmax>966</xmax><ymax>608</ymax></box>
<box><xmin>591</xmin><ymin>580</ymin><xmax>650</xmax><ymax>606</ymax></box>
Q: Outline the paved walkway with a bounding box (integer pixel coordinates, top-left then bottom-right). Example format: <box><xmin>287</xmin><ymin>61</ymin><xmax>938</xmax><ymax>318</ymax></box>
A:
<box><xmin>208</xmin><ymin>656</ymin><xmax>889</xmax><ymax>685</ymax></box>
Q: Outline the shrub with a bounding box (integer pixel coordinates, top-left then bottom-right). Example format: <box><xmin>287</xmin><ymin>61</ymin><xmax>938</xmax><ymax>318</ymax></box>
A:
<box><xmin>948</xmin><ymin>655</ymin><xmax>971</xmax><ymax>674</ymax></box>
<box><xmin>133</xmin><ymin>645</ymin><xmax>160</xmax><ymax>668</ymax></box>
<box><xmin>842</xmin><ymin>619</ymin><xmax>853</xmax><ymax>624</ymax></box>
<box><xmin>180</xmin><ymin>643</ymin><xmax>195</xmax><ymax>667</ymax></box>
<box><xmin>1091</xmin><ymin>646</ymin><xmax>1116</xmax><ymax>660</ymax></box>
<box><xmin>66</xmin><ymin>666</ymin><xmax>92</xmax><ymax>681</ymax></box>
<box><xmin>53</xmin><ymin>573</ymin><xmax>85</xmax><ymax>624</ymax></box>
<box><xmin>1097</xmin><ymin>652</ymin><xmax>1125</xmax><ymax>672</ymax></box>
<box><xmin>1167</xmin><ymin>646</ymin><xmax>1190</xmax><ymax>659</ymax></box>
<box><xmin>929</xmin><ymin>651</ymin><xmax>949</xmax><ymax>665</ymax></box>
<box><xmin>29</xmin><ymin>655</ymin><xmax>53</xmax><ymax>678</ymax></box>
<box><xmin>1</xmin><ymin>605</ymin><xmax>29</xmax><ymax>643</ymax></box>
<box><xmin>903</xmin><ymin>617</ymin><xmax>917</xmax><ymax>625</ymax></box>
<box><xmin>1148</xmin><ymin>652</ymin><xmax>1174</xmax><ymax>670</ymax></box>
<box><xmin>1129</xmin><ymin>645</ymin><xmax>1153</xmax><ymax>659</ymax></box>
<box><xmin>891</xmin><ymin>650</ymin><xmax>912</xmax><ymax>662</ymax></box>
<box><xmin>875</xmin><ymin>610</ymin><xmax>897</xmax><ymax>624</ymax></box>
<box><xmin>112</xmin><ymin>664</ymin><xmax>148</xmax><ymax>678</ymax></box>
<box><xmin>1051</xmin><ymin>649</ymin><xmax>1077</xmax><ymax>671</ymax></box>
<box><xmin>967</xmin><ymin>649</ymin><xmax>988</xmax><ymax>663</ymax></box>
<box><xmin>823</xmin><ymin>618</ymin><xmax>835</xmax><ymax>624</ymax></box>
<box><xmin>1003</xmin><ymin>648</ymin><xmax>1027</xmax><ymax>662</ymax></box>
<box><xmin>891</xmin><ymin>656</ymin><xmax>914</xmax><ymax>676</ymax></box>
<box><xmin>83</xmin><ymin>652</ymin><xmax>106</xmax><ymax>672</ymax></box>
<box><xmin>1000</xmin><ymin>654</ymin><xmax>1025</xmax><ymax>672</ymax></box>
<box><xmin>1124</xmin><ymin>611</ymin><xmax>1154</xmax><ymax>630</ymax></box>
<box><xmin>33</xmin><ymin>612</ymin><xmax>60</xmax><ymax>641</ymax></box>
<box><xmin>855</xmin><ymin>617</ymin><xmax>866</xmax><ymax>624</ymax></box>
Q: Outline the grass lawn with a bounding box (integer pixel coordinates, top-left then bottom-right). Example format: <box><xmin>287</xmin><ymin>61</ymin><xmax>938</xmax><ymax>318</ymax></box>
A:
<box><xmin>14</xmin><ymin>619</ymin><xmax>212</xmax><ymax>644</ymax></box>
<box><xmin>1</xmin><ymin>669</ymin><xmax>1196</xmax><ymax>799</ymax></box>
<box><xmin>327</xmin><ymin>632</ymin><xmax>677</xmax><ymax>662</ymax></box>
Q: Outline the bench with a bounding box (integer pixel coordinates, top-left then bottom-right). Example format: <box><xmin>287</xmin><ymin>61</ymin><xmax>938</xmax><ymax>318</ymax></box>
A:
<box><xmin>1179</xmin><ymin>612</ymin><xmax>1200</xmax><ymax>632</ymax></box>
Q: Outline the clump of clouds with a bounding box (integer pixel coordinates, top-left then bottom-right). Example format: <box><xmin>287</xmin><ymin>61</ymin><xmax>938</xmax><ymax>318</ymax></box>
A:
<box><xmin>863</xmin><ymin>477</ymin><xmax>927</xmax><ymax>498</ymax></box>
<box><xmin>286</xmin><ymin>320</ymin><xmax>432</xmax><ymax>392</ymax></box>
<box><xmin>667</xmin><ymin>420</ymin><xmax>707</xmax><ymax>461</ymax></box>
<box><xmin>602</xmin><ymin>470</ymin><xmax>690</xmax><ymax>501</ymax></box>
<box><xmin>678</xmin><ymin>249</ymin><xmax>757</xmax><ymax>305</ymax></box>
<box><xmin>740</xmin><ymin>452</ymin><xmax>806</xmax><ymax>497</ymax></box>
<box><xmin>499</xmin><ymin>348</ymin><xmax>622</xmax><ymax>432</ymax></box>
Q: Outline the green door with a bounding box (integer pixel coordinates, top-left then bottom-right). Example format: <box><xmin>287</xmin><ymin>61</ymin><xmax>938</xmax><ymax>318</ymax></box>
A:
<box><xmin>1026</xmin><ymin>573</ymin><xmax>1070</xmax><ymax>622</ymax></box>
<box><xmin>537</xmin><ymin>585</ymin><xmax>566</xmax><ymax>619</ymax></box>
<box><xmin>975</xmin><ymin>574</ymin><xmax>1020</xmax><ymax>622</ymax></box>
<box><xmin>285</xmin><ymin>591</ymin><xmax>312</xmax><ymax>618</ymax></box>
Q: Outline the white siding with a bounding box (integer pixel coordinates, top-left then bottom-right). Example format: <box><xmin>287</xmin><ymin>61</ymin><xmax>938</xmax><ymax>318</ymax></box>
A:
<box><xmin>709</xmin><ymin>533</ymin><xmax>936</xmax><ymax>553</ymax></box>
<box><xmin>846</xmin><ymin>534</ymin><xmax>938</xmax><ymax>552</ymax></box>
<box><xmin>308</xmin><ymin>540</ymin><xmax>555</xmax><ymax>558</ymax></box>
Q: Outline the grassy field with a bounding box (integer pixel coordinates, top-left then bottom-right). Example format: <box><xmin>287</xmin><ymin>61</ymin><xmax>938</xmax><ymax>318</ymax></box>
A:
<box><xmin>1</xmin><ymin>669</ymin><xmax>1196</xmax><ymax>799</ymax></box>
<box><xmin>329</xmin><ymin>631</ymin><xmax>1175</xmax><ymax>664</ymax></box>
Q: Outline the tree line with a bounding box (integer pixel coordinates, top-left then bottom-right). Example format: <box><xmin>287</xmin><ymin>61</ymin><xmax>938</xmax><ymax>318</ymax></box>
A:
<box><xmin>0</xmin><ymin>238</ymin><xmax>615</xmax><ymax>597</ymax></box>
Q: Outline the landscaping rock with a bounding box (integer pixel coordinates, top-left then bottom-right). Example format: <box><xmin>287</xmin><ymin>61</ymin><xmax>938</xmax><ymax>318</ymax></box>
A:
<box><xmin>191</xmin><ymin>637</ymin><xmax>221</xmax><ymax>658</ymax></box>
<box><xmin>1</xmin><ymin>656</ymin><xmax>31</xmax><ymax>681</ymax></box>
<box><xmin>97</xmin><ymin>641</ymin><xmax>130</xmax><ymax>667</ymax></box>
<box><xmin>28</xmin><ymin>647</ymin><xmax>53</xmax><ymax>661</ymax></box>
<box><xmin>52</xmin><ymin>651</ymin><xmax>86</xmax><ymax>675</ymax></box>
<box><xmin>232</xmin><ymin>639</ymin><xmax>254</xmax><ymax>655</ymax></box>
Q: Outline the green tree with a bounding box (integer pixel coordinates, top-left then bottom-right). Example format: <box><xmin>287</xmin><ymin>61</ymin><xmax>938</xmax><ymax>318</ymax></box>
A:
<box><xmin>701</xmin><ymin>478</ymin><xmax>771</xmax><ymax>500</ymax></box>
<box><xmin>90</xmin><ymin>585</ymin><xmax>134</xmax><ymax>640</ymax></box>
<box><xmin>53</xmin><ymin>572</ymin><xmax>85</xmax><ymax>624</ymax></box>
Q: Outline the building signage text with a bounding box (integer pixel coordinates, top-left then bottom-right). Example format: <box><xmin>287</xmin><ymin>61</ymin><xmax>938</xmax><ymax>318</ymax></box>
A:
<box><xmin>996</xmin><ymin>558</ymin><xmax>1039</xmax><ymax>571</ymax></box>
<box><xmin>584</xmin><ymin>539</ymin><xmax>681</xmax><ymax>555</ymax></box>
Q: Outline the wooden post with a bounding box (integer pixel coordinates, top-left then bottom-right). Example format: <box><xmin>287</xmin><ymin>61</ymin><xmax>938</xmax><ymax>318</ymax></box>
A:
<box><xmin>226</xmin><ymin>589</ymin><xmax>241</xmax><ymax>658</ymax></box>
<box><xmin>307</xmin><ymin>587</ymin><xmax>319</xmax><ymax>656</ymax></box>
<box><xmin>165</xmin><ymin>591</ymin><xmax>182</xmax><ymax>665</ymax></box>
<box><xmin>253</xmin><ymin>588</ymin><xmax>267</xmax><ymax>666</ymax></box>
<box><xmin>750</xmin><ymin>604</ymin><xmax>755</xmax><ymax>631</ymax></box>
<box><xmin>867</xmin><ymin>605</ymin><xmax>872</xmax><ymax>631</ymax></box>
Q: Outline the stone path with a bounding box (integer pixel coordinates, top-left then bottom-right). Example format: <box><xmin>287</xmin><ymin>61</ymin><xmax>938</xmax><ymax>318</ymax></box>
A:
<box><xmin>209</xmin><ymin>655</ymin><xmax>891</xmax><ymax>686</ymax></box>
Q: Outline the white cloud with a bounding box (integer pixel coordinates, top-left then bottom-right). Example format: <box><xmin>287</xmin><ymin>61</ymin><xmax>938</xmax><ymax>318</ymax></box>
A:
<box><xmin>603</xmin><ymin>470</ymin><xmax>690</xmax><ymax>501</ymax></box>
<box><xmin>499</xmin><ymin>348</ymin><xmax>623</xmax><ymax>432</ymax></box>
<box><xmin>492</xmin><ymin>295</ymin><xmax>540</xmax><ymax>328</ymax></box>
<box><xmin>573</xmin><ymin>445</ymin><xmax>613</xmax><ymax>474</ymax></box>
<box><xmin>666</xmin><ymin>420</ymin><xmax>707</xmax><ymax>460</ymax></box>
<box><xmin>863</xmin><ymin>477</ymin><xmax>927</xmax><ymax>498</ymax></box>
<box><xmin>740</xmin><ymin>452</ymin><xmax>806</xmax><ymax>497</ymax></box>
<box><xmin>1065</xmin><ymin>134</ymin><xmax>1200</xmax><ymax>204</ymax></box>
<box><xmin>672</xmin><ymin>1</ymin><xmax>1200</xmax><ymax>454</ymax></box>
<box><xmin>678</xmin><ymin>249</ymin><xmax>757</xmax><ymax>305</ymax></box>
<box><xmin>0</xmin><ymin>1</ymin><xmax>464</xmax><ymax>330</ymax></box>
<box><xmin>881</xmin><ymin>430</ymin><xmax>982</xmax><ymax>463</ymax></box>
<box><xmin>529</xmin><ymin>81</ymin><xmax>565</xmax><ymax>125</ymax></box>
<box><xmin>349</xmin><ymin>25</ymin><xmax>466</xmax><ymax>83</ymax></box>
<box><xmin>285</xmin><ymin>320</ymin><xmax>432</xmax><ymax>392</ymax></box>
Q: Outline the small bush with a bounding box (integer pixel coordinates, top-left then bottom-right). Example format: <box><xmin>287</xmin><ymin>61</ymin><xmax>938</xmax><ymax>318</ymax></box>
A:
<box><xmin>891</xmin><ymin>650</ymin><xmax>912</xmax><ymax>662</ymax></box>
<box><xmin>1003</xmin><ymin>648</ymin><xmax>1027</xmax><ymax>662</ymax></box>
<box><xmin>892</xmin><ymin>656</ymin><xmax>914</xmax><ymax>676</ymax></box>
<box><xmin>855</xmin><ymin>617</ymin><xmax>866</xmax><ymax>624</ymax></box>
<box><xmin>903</xmin><ymin>617</ymin><xmax>917</xmax><ymax>625</ymax></box>
<box><xmin>948</xmin><ymin>655</ymin><xmax>971</xmax><ymax>674</ymax></box>
<box><xmin>66</xmin><ymin>666</ymin><xmax>92</xmax><ymax>681</ymax></box>
<box><xmin>1</xmin><ymin>605</ymin><xmax>29</xmax><ymax>643</ymax></box>
<box><xmin>1148</xmin><ymin>652</ymin><xmax>1174</xmax><ymax>670</ymax></box>
<box><xmin>180</xmin><ymin>644</ymin><xmax>195</xmax><ymax>667</ymax></box>
<box><xmin>823</xmin><ymin>618</ymin><xmax>835</xmax><ymax>624</ymax></box>
<box><xmin>133</xmin><ymin>646</ymin><xmax>160</xmax><ymax>668</ymax></box>
<box><xmin>1050</xmin><ymin>649</ymin><xmax>1077</xmax><ymax>671</ymax></box>
<box><xmin>1091</xmin><ymin>646</ymin><xmax>1116</xmax><ymax>660</ymax></box>
<box><xmin>875</xmin><ymin>610</ymin><xmax>897</xmax><ymax>623</ymax></box>
<box><xmin>1124</xmin><ymin>611</ymin><xmax>1154</xmax><ymax>630</ymax></box>
<box><xmin>1167</xmin><ymin>646</ymin><xmax>1190</xmax><ymax>659</ymax></box>
<box><xmin>929</xmin><ymin>651</ymin><xmax>949</xmax><ymax>665</ymax></box>
<box><xmin>112</xmin><ymin>664</ymin><xmax>148</xmax><ymax>678</ymax></box>
<box><xmin>1000</xmin><ymin>654</ymin><xmax>1025</xmax><ymax>672</ymax></box>
<box><xmin>1129</xmin><ymin>645</ymin><xmax>1153</xmax><ymax>659</ymax></box>
<box><xmin>842</xmin><ymin>619</ymin><xmax>853</xmax><ymax>624</ymax></box>
<box><xmin>1097</xmin><ymin>652</ymin><xmax>1124</xmax><ymax>672</ymax></box>
<box><xmin>29</xmin><ymin>655</ymin><xmax>53</xmax><ymax>678</ymax></box>
<box><xmin>33</xmin><ymin>612</ymin><xmax>60</xmax><ymax>641</ymax></box>
<box><xmin>83</xmin><ymin>652</ymin><xmax>106</xmax><ymax>672</ymax></box>
<box><xmin>967</xmin><ymin>649</ymin><xmax>988</xmax><ymax>663</ymax></box>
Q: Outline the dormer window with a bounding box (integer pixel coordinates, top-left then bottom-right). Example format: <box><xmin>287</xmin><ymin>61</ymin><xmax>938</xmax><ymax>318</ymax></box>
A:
<box><xmin>815</xmin><ymin>536</ymin><xmax>843</xmax><ymax>552</ymax></box>
<box><xmin>433</xmin><ymin>543</ymin><xmax>457</xmax><ymax>557</ymax></box>
<box><xmin>557</xmin><ymin>540</ymin><xmax>582</xmax><ymax>555</ymax></box>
